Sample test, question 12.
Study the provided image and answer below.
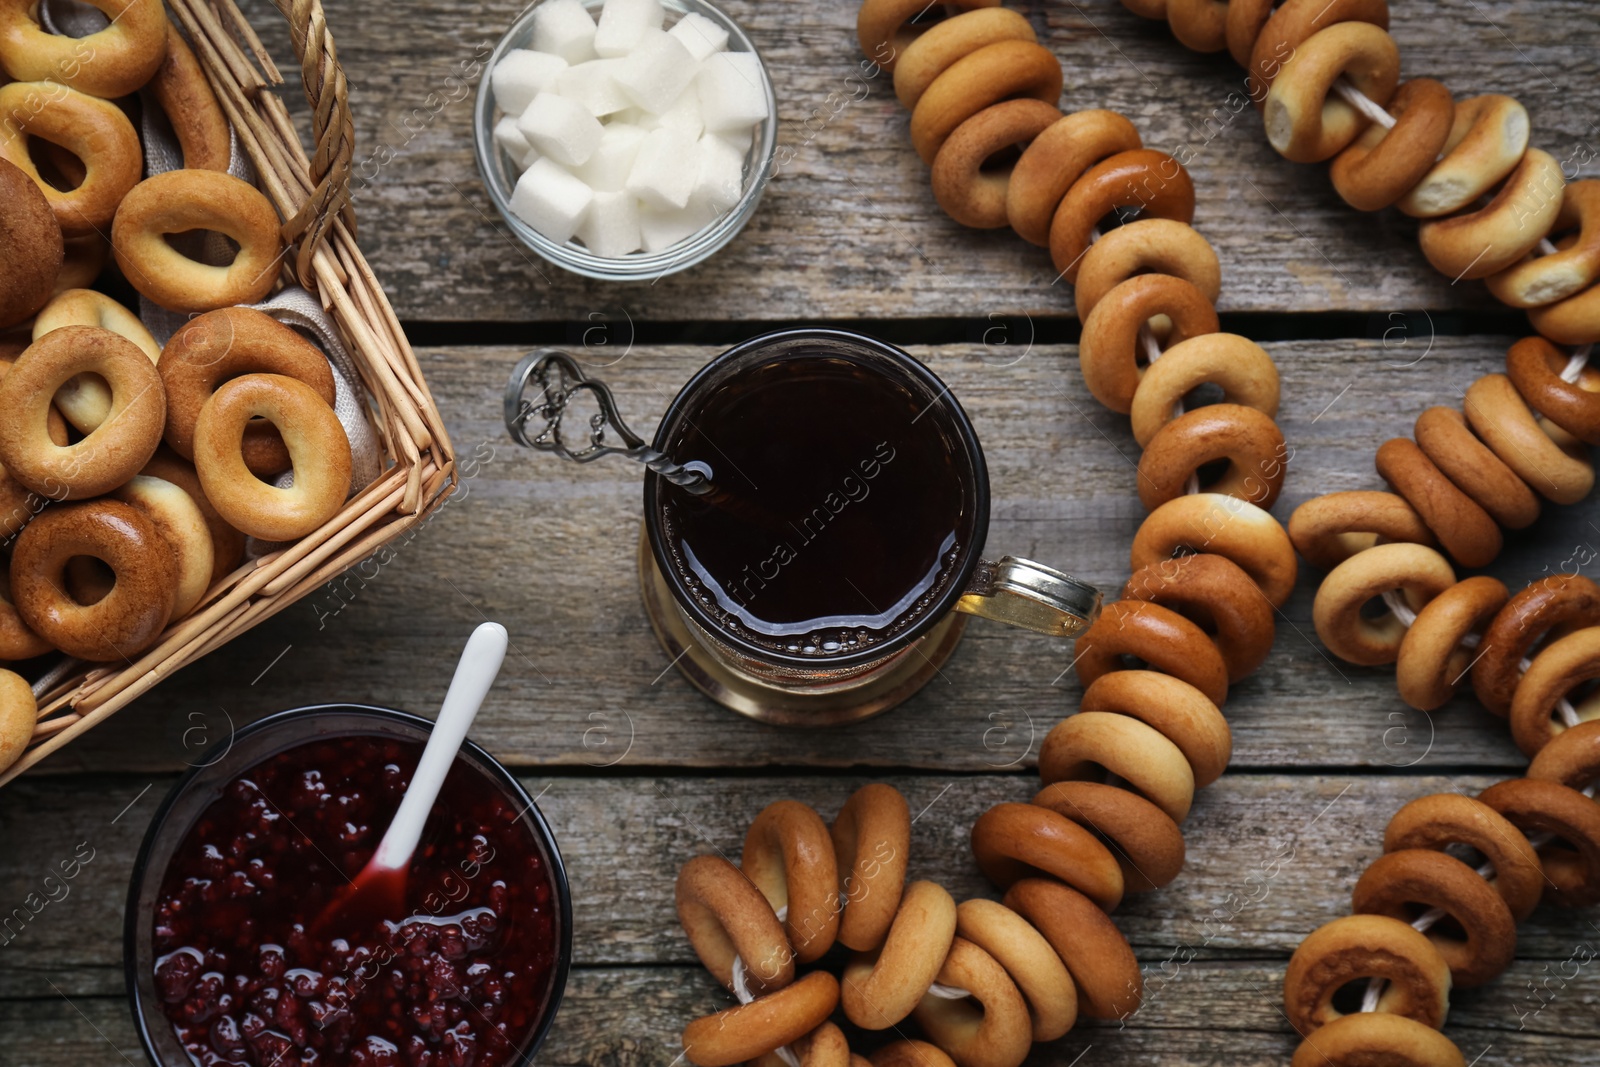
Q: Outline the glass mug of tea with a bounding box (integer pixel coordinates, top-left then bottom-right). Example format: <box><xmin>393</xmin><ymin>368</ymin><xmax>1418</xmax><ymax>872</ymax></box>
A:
<box><xmin>506</xmin><ymin>328</ymin><xmax>1100</xmax><ymax>725</ymax></box>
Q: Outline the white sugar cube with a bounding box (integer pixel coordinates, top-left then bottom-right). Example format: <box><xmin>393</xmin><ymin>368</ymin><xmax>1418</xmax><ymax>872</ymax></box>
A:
<box><xmin>639</xmin><ymin>201</ymin><xmax>716</xmax><ymax>252</ymax></box>
<box><xmin>557</xmin><ymin>59</ymin><xmax>632</xmax><ymax>117</ymax></box>
<box><xmin>530</xmin><ymin>0</ymin><xmax>597</xmax><ymax>64</ymax></box>
<box><xmin>669</xmin><ymin>13</ymin><xmax>728</xmax><ymax>61</ymax></box>
<box><xmin>690</xmin><ymin>132</ymin><xmax>744</xmax><ymax>212</ymax></box>
<box><xmin>593</xmin><ymin>0</ymin><xmax>663</xmax><ymax>58</ymax></box>
<box><xmin>652</xmin><ymin>86</ymin><xmax>703</xmax><ymax>139</ymax></box>
<box><xmin>491</xmin><ymin>49</ymin><xmax>568</xmax><ymax>115</ymax></box>
<box><xmin>509</xmin><ymin>158</ymin><xmax>594</xmax><ymax>243</ymax></box>
<box><xmin>577</xmin><ymin>190</ymin><xmax>643</xmax><ymax>257</ymax></box>
<box><xmin>493</xmin><ymin>115</ymin><xmax>533</xmax><ymax>162</ymax></box>
<box><xmin>521</xmin><ymin>146</ymin><xmax>542</xmax><ymax>169</ymax></box>
<box><xmin>697</xmin><ymin>51</ymin><xmax>768</xmax><ymax>132</ymax></box>
<box><xmin>625</xmin><ymin>127</ymin><xmax>697</xmax><ymax>210</ymax></box>
<box><xmin>576</xmin><ymin>123</ymin><xmax>647</xmax><ymax>191</ymax></box>
<box><xmin>516</xmin><ymin>91</ymin><xmax>604</xmax><ymax>166</ymax></box>
<box><xmin>714</xmin><ymin>124</ymin><xmax>754</xmax><ymax>154</ymax></box>
<box><xmin>614</xmin><ymin>29</ymin><xmax>698</xmax><ymax>113</ymax></box>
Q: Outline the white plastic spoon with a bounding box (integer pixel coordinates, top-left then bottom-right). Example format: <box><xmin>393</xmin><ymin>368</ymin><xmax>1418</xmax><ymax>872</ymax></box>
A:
<box><xmin>315</xmin><ymin>621</ymin><xmax>509</xmax><ymax>931</ymax></box>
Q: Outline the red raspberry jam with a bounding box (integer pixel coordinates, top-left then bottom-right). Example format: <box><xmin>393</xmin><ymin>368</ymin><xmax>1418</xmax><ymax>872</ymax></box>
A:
<box><xmin>151</xmin><ymin>736</ymin><xmax>559</xmax><ymax>1067</ymax></box>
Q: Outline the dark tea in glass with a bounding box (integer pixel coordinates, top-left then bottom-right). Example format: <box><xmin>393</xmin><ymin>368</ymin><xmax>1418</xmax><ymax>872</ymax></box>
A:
<box><xmin>646</xmin><ymin>330</ymin><xmax>989</xmax><ymax>669</ymax></box>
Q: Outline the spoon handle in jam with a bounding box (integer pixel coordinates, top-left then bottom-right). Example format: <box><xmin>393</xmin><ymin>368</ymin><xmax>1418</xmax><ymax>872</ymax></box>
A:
<box><xmin>370</xmin><ymin>622</ymin><xmax>509</xmax><ymax>872</ymax></box>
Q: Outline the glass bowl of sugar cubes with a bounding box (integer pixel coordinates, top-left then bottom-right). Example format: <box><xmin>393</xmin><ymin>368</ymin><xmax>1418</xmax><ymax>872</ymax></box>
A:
<box><xmin>475</xmin><ymin>0</ymin><xmax>776</xmax><ymax>281</ymax></box>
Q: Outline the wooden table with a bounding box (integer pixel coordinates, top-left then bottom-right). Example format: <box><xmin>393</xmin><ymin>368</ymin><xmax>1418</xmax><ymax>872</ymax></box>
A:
<box><xmin>3</xmin><ymin>1</ymin><xmax>1599</xmax><ymax>1063</ymax></box>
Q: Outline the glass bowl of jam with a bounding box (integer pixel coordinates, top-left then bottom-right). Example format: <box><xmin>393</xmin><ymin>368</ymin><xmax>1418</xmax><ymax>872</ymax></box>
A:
<box><xmin>125</xmin><ymin>704</ymin><xmax>571</xmax><ymax>1067</ymax></box>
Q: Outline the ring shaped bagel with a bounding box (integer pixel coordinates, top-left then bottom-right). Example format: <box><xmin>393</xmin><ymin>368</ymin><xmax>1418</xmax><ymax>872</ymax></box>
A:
<box><xmin>1007</xmin><ymin>109</ymin><xmax>1141</xmax><ymax>248</ymax></box>
<box><xmin>1509</xmin><ymin>628</ymin><xmax>1600</xmax><ymax>757</ymax></box>
<box><xmin>0</xmin><ymin>157</ymin><xmax>62</xmax><ymax>330</ymax></box>
<box><xmin>682</xmin><ymin>971</ymin><xmax>839</xmax><ymax>1067</ymax></box>
<box><xmin>872</xmin><ymin>1041</ymin><xmax>956</xmax><ymax>1067</ymax></box>
<box><xmin>1002</xmin><ymin>878</ymin><xmax>1141</xmax><ymax>1020</ymax></box>
<box><xmin>1223</xmin><ymin>0</ymin><xmax>1274</xmax><ymax>67</ymax></box>
<box><xmin>1330</xmin><ymin>78</ymin><xmax>1455</xmax><ymax>211</ymax></box>
<box><xmin>1246</xmin><ymin>0</ymin><xmax>1389</xmax><ymax>109</ymax></box>
<box><xmin>742</xmin><ymin>800</ymin><xmax>840</xmax><ymax>964</ymax></box>
<box><xmin>1399</xmin><ymin>95</ymin><xmax>1530</xmax><ymax>218</ymax></box>
<box><xmin>1414</xmin><ymin>405</ymin><xmax>1541</xmax><ymax>530</ymax></box>
<box><xmin>33</xmin><ymin>288</ymin><xmax>160</xmax><ymax>433</ymax></box>
<box><xmin>1375</xmin><ymin>437</ymin><xmax>1502</xmax><ymax>568</ymax></box>
<box><xmin>1123</xmin><ymin>553</ymin><xmax>1275</xmax><ymax>683</ymax></box>
<box><xmin>148</xmin><ymin>24</ymin><xmax>231</xmax><ymax>172</ymax></box>
<box><xmin>831</xmin><ymin>783</ymin><xmax>910</xmax><ymax>953</ymax></box>
<box><xmin>892</xmin><ymin>8</ymin><xmax>1035</xmax><ymax>109</ymax></box>
<box><xmin>0</xmin><ymin>557</ymin><xmax>52</xmax><ymax>660</ymax></box>
<box><xmin>909</xmin><ymin>40</ymin><xmax>1062</xmax><ymax>165</ymax></box>
<box><xmin>1033</xmin><ymin>779</ymin><xmax>1186</xmax><ymax>892</ymax></box>
<box><xmin>1049</xmin><ymin>149</ymin><xmax>1195</xmax><ymax>281</ymax></box>
<box><xmin>10</xmin><ymin>499</ymin><xmax>177</xmax><ymax>661</ymax></box>
<box><xmin>113</xmin><ymin>475</ymin><xmax>213</xmax><ymax>619</ymax></box>
<box><xmin>142</xmin><ymin>446</ymin><xmax>246</xmax><ymax>588</ymax></box>
<box><xmin>1290</xmin><ymin>1012</ymin><xmax>1466</xmax><ymax>1067</ymax></box>
<box><xmin>1464</xmin><ymin>373</ymin><xmax>1594</xmax><ymax>505</ymax></box>
<box><xmin>674</xmin><ymin>854</ymin><xmax>794</xmax><ymax>996</ymax></box>
<box><xmin>1288</xmin><ymin>491</ymin><xmax>1435</xmax><ymax>571</ymax></box>
<box><xmin>1384</xmin><ymin>793</ymin><xmax>1545</xmax><ymax>923</ymax></box>
<box><xmin>841</xmin><ymin>880</ymin><xmax>956</xmax><ymax>1030</ymax></box>
<box><xmin>1351</xmin><ymin>848</ymin><xmax>1518</xmax><ymax>988</ymax></box>
<box><xmin>1313</xmin><ymin>543</ymin><xmax>1457</xmax><ymax>666</ymax></box>
<box><xmin>1073</xmin><ymin>599</ymin><xmax>1229</xmax><ymax>706</ymax></box>
<box><xmin>1078</xmin><ymin>670</ymin><xmax>1230</xmax><ymax>788</ymax></box>
<box><xmin>1472</xmin><ymin>575</ymin><xmax>1600</xmax><ymax>716</ymax></box>
<box><xmin>1505</xmin><ymin>334</ymin><xmax>1600</xmax><ymax>445</ymax></box>
<box><xmin>1530</xmin><ymin>720</ymin><xmax>1600</xmax><ymax>797</ymax></box>
<box><xmin>1396</xmin><ymin>576</ymin><xmax>1509</xmax><ymax>712</ymax></box>
<box><xmin>750</xmin><ymin>1022</ymin><xmax>850</xmax><ymax>1067</ymax></box>
<box><xmin>0</xmin><ymin>357</ymin><xmax>67</xmax><ymax>541</ymax></box>
<box><xmin>911</xmin><ymin>938</ymin><xmax>1032</xmax><ymax>1067</ymax></box>
<box><xmin>1489</xmin><ymin>181</ymin><xmax>1600</xmax><ymax>309</ymax></box>
<box><xmin>1038</xmin><ymin>712</ymin><xmax>1197</xmax><ymax>824</ymax></box>
<box><xmin>1419</xmin><ymin>148</ymin><xmax>1566</xmax><ymax>279</ymax></box>
<box><xmin>1077</xmin><ymin>273</ymin><xmax>1219</xmax><ymax>413</ymax></box>
<box><xmin>0</xmin><ymin>326</ymin><xmax>164</xmax><ymax>499</ymax></box>
<box><xmin>1262</xmin><ymin>22</ymin><xmax>1400</xmax><ymax>163</ymax></box>
<box><xmin>1137</xmin><ymin>403</ymin><xmax>1287</xmax><ymax>511</ymax></box>
<box><xmin>933</xmin><ymin>100</ymin><xmax>1062</xmax><ymax>229</ymax></box>
<box><xmin>855</xmin><ymin>0</ymin><xmax>1000</xmax><ymax>71</ymax></box>
<box><xmin>1133</xmin><ymin>493</ymin><xmax>1297</xmax><ymax>607</ymax></box>
<box><xmin>0</xmin><ymin>668</ymin><xmax>36</xmax><ymax>774</ymax></box>
<box><xmin>112</xmin><ymin>169</ymin><xmax>284</xmax><ymax>313</ymax></box>
<box><xmin>1075</xmin><ymin>218</ymin><xmax>1220</xmax><ymax>322</ymax></box>
<box><xmin>193</xmin><ymin>374</ymin><xmax>352</xmax><ymax>542</ymax></box>
<box><xmin>0</xmin><ymin>0</ymin><xmax>168</xmax><ymax>98</ymax></box>
<box><xmin>953</xmin><ymin>898</ymin><xmax>1077</xmax><ymax>1040</ymax></box>
<box><xmin>160</xmin><ymin>307</ymin><xmax>338</xmax><ymax>477</ymax></box>
<box><xmin>1282</xmin><ymin>914</ymin><xmax>1451</xmax><ymax>1036</ymax></box>
<box><xmin>1530</xmin><ymin>275</ymin><xmax>1600</xmax><ymax>346</ymax></box>
<box><xmin>1166</xmin><ymin>0</ymin><xmax>1227</xmax><ymax>53</ymax></box>
<box><xmin>1478</xmin><ymin>777</ymin><xmax>1600</xmax><ymax>909</ymax></box>
<box><xmin>0</xmin><ymin>82</ymin><xmax>141</xmax><ymax>236</ymax></box>
<box><xmin>970</xmin><ymin>801</ymin><xmax>1126</xmax><ymax>909</ymax></box>
<box><xmin>1129</xmin><ymin>335</ymin><xmax>1280</xmax><ymax>449</ymax></box>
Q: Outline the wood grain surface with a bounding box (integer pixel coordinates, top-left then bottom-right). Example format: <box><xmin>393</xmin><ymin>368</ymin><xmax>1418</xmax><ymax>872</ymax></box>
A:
<box><xmin>302</xmin><ymin>0</ymin><xmax>1600</xmax><ymax>321</ymax></box>
<box><xmin>4</xmin><ymin>0</ymin><xmax>1600</xmax><ymax>1063</ymax></box>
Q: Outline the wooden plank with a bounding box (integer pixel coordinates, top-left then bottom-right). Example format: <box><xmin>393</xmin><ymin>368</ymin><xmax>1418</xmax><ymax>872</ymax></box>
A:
<box><xmin>272</xmin><ymin>0</ymin><xmax>1600</xmax><ymax>321</ymax></box>
<box><xmin>19</xmin><ymin>338</ymin><xmax>1593</xmax><ymax>777</ymax></box>
<box><xmin>5</xmin><ymin>773</ymin><xmax>1597</xmax><ymax>976</ymax></box>
<box><xmin>4</xmin><ymin>958</ymin><xmax>1596</xmax><ymax>1064</ymax></box>
<box><xmin>5</xmin><ymin>771</ymin><xmax>1599</xmax><ymax>1062</ymax></box>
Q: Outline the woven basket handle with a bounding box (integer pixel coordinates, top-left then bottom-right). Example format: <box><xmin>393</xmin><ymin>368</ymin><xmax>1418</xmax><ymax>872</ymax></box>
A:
<box><xmin>275</xmin><ymin>0</ymin><xmax>357</xmax><ymax>286</ymax></box>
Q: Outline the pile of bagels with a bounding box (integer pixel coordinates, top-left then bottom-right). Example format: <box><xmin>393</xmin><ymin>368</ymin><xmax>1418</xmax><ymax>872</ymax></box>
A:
<box><xmin>0</xmin><ymin>0</ymin><xmax>353</xmax><ymax>774</ymax></box>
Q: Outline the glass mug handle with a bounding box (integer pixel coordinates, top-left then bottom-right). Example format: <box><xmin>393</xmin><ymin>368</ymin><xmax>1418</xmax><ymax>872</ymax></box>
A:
<box><xmin>954</xmin><ymin>557</ymin><xmax>1102</xmax><ymax>638</ymax></box>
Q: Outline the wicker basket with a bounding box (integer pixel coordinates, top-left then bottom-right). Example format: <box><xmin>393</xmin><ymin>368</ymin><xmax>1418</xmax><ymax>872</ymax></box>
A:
<box><xmin>0</xmin><ymin>0</ymin><xmax>456</xmax><ymax>786</ymax></box>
